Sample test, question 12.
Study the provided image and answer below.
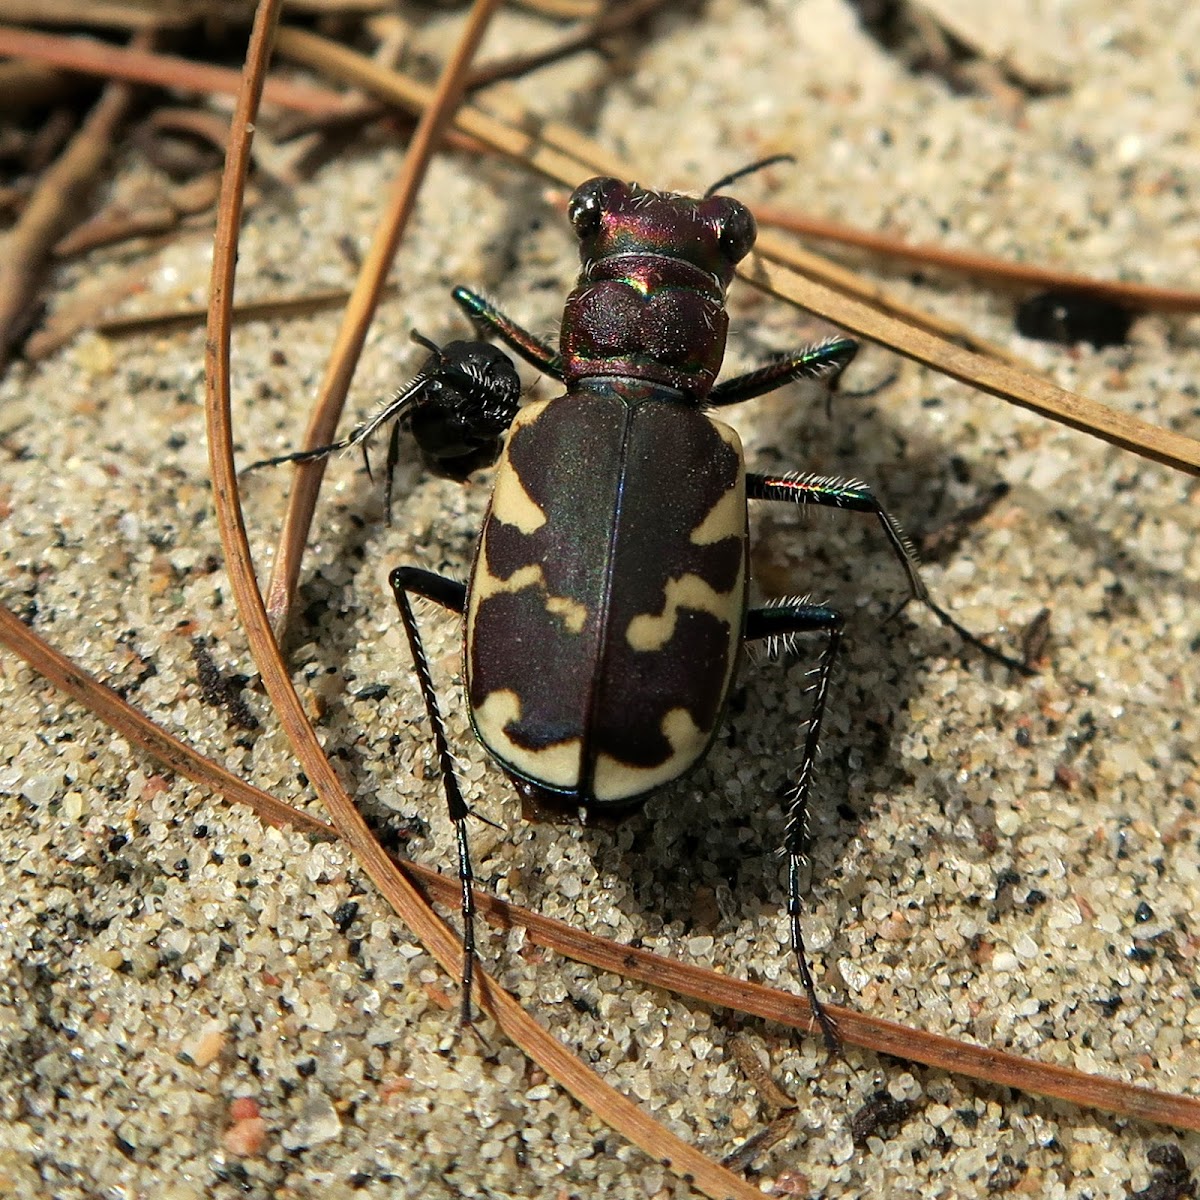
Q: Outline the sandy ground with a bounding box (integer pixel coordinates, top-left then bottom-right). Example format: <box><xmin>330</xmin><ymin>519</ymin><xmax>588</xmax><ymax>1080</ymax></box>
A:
<box><xmin>1</xmin><ymin>1</ymin><xmax>1198</xmax><ymax>1197</ymax></box>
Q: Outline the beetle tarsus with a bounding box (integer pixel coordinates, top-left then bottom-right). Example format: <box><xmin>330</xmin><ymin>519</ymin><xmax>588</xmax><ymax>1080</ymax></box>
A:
<box><xmin>905</xmin><ymin>594</ymin><xmax>1035</xmax><ymax>676</ymax></box>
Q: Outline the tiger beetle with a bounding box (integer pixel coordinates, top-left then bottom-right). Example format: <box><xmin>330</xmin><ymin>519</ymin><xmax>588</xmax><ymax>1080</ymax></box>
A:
<box><xmin>263</xmin><ymin>161</ymin><xmax>1029</xmax><ymax>1050</ymax></box>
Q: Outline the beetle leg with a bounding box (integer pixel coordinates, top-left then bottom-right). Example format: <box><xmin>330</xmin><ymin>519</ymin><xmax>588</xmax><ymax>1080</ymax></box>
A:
<box><xmin>388</xmin><ymin>566</ymin><xmax>482</xmax><ymax>1030</ymax></box>
<box><xmin>707</xmin><ymin>337</ymin><xmax>857</xmax><ymax>408</ymax></box>
<box><xmin>452</xmin><ymin>285</ymin><xmax>565</xmax><ymax>380</ymax></box>
<box><xmin>745</xmin><ymin>601</ymin><xmax>844</xmax><ymax>1054</ymax></box>
<box><xmin>747</xmin><ymin>471</ymin><xmax>1032</xmax><ymax>674</ymax></box>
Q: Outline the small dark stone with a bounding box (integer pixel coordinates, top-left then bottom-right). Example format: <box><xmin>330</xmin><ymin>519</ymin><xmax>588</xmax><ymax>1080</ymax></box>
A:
<box><xmin>1015</xmin><ymin>290</ymin><xmax>1135</xmax><ymax>349</ymax></box>
<box><xmin>1132</xmin><ymin>1144</ymin><xmax>1196</xmax><ymax>1200</ymax></box>
<box><xmin>850</xmin><ymin>1089</ymin><xmax>916</xmax><ymax>1146</ymax></box>
<box><xmin>331</xmin><ymin>900</ymin><xmax>359</xmax><ymax>935</ymax></box>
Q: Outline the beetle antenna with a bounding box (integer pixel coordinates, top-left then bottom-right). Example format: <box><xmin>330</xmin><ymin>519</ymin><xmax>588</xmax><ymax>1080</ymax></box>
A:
<box><xmin>704</xmin><ymin>153</ymin><xmax>795</xmax><ymax>198</ymax></box>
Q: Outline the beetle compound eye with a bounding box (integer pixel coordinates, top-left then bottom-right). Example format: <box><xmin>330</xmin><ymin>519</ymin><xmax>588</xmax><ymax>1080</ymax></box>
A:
<box><xmin>716</xmin><ymin>202</ymin><xmax>757</xmax><ymax>263</ymax></box>
<box><xmin>568</xmin><ymin>178</ymin><xmax>613</xmax><ymax>238</ymax></box>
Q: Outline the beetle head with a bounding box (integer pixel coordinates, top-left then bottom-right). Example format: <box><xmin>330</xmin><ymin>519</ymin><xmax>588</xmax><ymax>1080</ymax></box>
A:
<box><xmin>567</xmin><ymin>177</ymin><xmax>757</xmax><ymax>289</ymax></box>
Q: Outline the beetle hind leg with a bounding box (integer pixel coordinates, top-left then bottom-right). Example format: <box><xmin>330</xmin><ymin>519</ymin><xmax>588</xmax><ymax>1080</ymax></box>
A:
<box><xmin>746</xmin><ymin>600</ymin><xmax>844</xmax><ymax>1055</ymax></box>
<box><xmin>389</xmin><ymin>566</ymin><xmax>484</xmax><ymax>1032</ymax></box>
<box><xmin>748</xmin><ymin>471</ymin><xmax>1032</xmax><ymax>675</ymax></box>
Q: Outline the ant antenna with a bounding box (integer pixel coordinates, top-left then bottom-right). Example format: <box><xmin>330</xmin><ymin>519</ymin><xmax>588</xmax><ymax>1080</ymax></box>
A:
<box><xmin>704</xmin><ymin>153</ymin><xmax>795</xmax><ymax>198</ymax></box>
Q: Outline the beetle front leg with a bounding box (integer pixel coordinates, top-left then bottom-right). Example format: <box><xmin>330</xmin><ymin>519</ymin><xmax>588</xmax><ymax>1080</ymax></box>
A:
<box><xmin>388</xmin><ymin>566</ymin><xmax>483</xmax><ymax>1030</ymax></box>
<box><xmin>708</xmin><ymin>337</ymin><xmax>858</xmax><ymax>408</ymax></box>
<box><xmin>748</xmin><ymin>471</ymin><xmax>1031</xmax><ymax>674</ymax></box>
<box><xmin>745</xmin><ymin>601</ymin><xmax>844</xmax><ymax>1054</ymax></box>
<box><xmin>452</xmin><ymin>285</ymin><xmax>564</xmax><ymax>380</ymax></box>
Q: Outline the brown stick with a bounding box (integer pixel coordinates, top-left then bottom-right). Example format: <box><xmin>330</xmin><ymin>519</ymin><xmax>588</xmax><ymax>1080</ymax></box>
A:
<box><xmin>464</xmin><ymin>0</ymin><xmax>670</xmax><ymax>91</ymax></box>
<box><xmin>0</xmin><ymin>37</ymin><xmax>142</xmax><ymax>372</ymax></box>
<box><xmin>754</xmin><ymin>202</ymin><xmax>1200</xmax><ymax>315</ymax></box>
<box><xmin>0</xmin><ymin>1</ymin><xmax>202</xmax><ymax>29</ymax></box>
<box><xmin>0</xmin><ymin>25</ymin><xmax>344</xmax><ymax>115</ymax></box>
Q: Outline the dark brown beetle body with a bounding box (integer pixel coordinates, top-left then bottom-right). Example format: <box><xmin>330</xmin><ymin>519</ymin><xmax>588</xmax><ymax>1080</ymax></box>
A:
<box><xmin>461</xmin><ymin>178</ymin><xmax>763</xmax><ymax>810</ymax></box>
<box><xmin>465</xmin><ymin>381</ymin><xmax>747</xmax><ymax>806</ymax></box>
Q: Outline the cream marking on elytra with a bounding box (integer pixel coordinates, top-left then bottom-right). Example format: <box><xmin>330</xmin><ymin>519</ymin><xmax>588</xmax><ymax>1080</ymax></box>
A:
<box><xmin>465</xmin><ymin>528</ymin><xmax>541</xmax><ymax>690</ymax></box>
<box><xmin>621</xmin><ymin>424</ymin><xmax>745</xmax><ymax>654</ymax></box>
<box><xmin>489</xmin><ymin>399</ymin><xmax>551</xmax><ymax>534</ymax></box>
<box><xmin>625</xmin><ymin>573</ymin><xmax>740</xmax><ymax>653</ymax></box>
<box><xmin>593</xmin><ymin>707</ymin><xmax>705</xmax><ymax>801</ymax></box>
<box><xmin>472</xmin><ymin>688</ymin><xmax>582</xmax><ymax>789</ymax></box>
<box><xmin>689</xmin><ymin>482</ymin><xmax>743</xmax><ymax>545</ymax></box>
<box><xmin>467</xmin><ymin>529</ymin><xmax>588</xmax><ymax>631</ymax></box>
<box><xmin>470</xmin><ymin>541</ymin><xmax>544</xmax><ymax>604</ymax></box>
<box><xmin>546</xmin><ymin>594</ymin><xmax>588</xmax><ymax>633</ymax></box>
<box><xmin>707</xmin><ymin>419</ymin><xmax>744</xmax><ymax>469</ymax></box>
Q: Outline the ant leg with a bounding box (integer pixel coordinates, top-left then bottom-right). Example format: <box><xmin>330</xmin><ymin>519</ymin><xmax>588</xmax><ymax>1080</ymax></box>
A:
<box><xmin>745</xmin><ymin>601</ymin><xmax>844</xmax><ymax>1054</ymax></box>
<box><xmin>242</xmin><ymin>338</ymin><xmax>456</xmax><ymax>473</ymax></box>
<box><xmin>452</xmin><ymin>285</ymin><xmax>564</xmax><ymax>380</ymax></box>
<box><xmin>388</xmin><ymin>566</ymin><xmax>482</xmax><ymax>1029</ymax></box>
<box><xmin>382</xmin><ymin>419</ymin><xmax>402</xmax><ymax>525</ymax></box>
<box><xmin>747</xmin><ymin>471</ymin><xmax>1031</xmax><ymax>674</ymax></box>
<box><xmin>708</xmin><ymin>337</ymin><xmax>857</xmax><ymax>408</ymax></box>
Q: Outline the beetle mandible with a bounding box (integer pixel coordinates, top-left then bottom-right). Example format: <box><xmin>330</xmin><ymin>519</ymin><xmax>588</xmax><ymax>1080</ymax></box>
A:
<box><xmin>378</xmin><ymin>166</ymin><xmax>1026</xmax><ymax>1048</ymax></box>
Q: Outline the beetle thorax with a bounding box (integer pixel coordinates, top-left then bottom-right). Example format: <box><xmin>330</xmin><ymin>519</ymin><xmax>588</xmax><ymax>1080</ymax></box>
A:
<box><xmin>558</xmin><ymin>177</ymin><xmax>758</xmax><ymax>399</ymax></box>
<box><xmin>558</xmin><ymin>267</ymin><xmax>729</xmax><ymax>397</ymax></box>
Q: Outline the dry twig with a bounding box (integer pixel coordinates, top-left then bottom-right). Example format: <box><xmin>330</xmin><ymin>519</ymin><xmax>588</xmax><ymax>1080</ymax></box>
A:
<box><xmin>0</xmin><ymin>25</ymin><xmax>344</xmax><ymax>115</ymax></box>
<box><xmin>464</xmin><ymin>0</ymin><xmax>670</xmax><ymax>91</ymax></box>
<box><xmin>754</xmin><ymin>202</ymin><xmax>1200</xmax><ymax>315</ymax></box>
<box><xmin>0</xmin><ymin>35</ymin><xmax>142</xmax><ymax>372</ymax></box>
